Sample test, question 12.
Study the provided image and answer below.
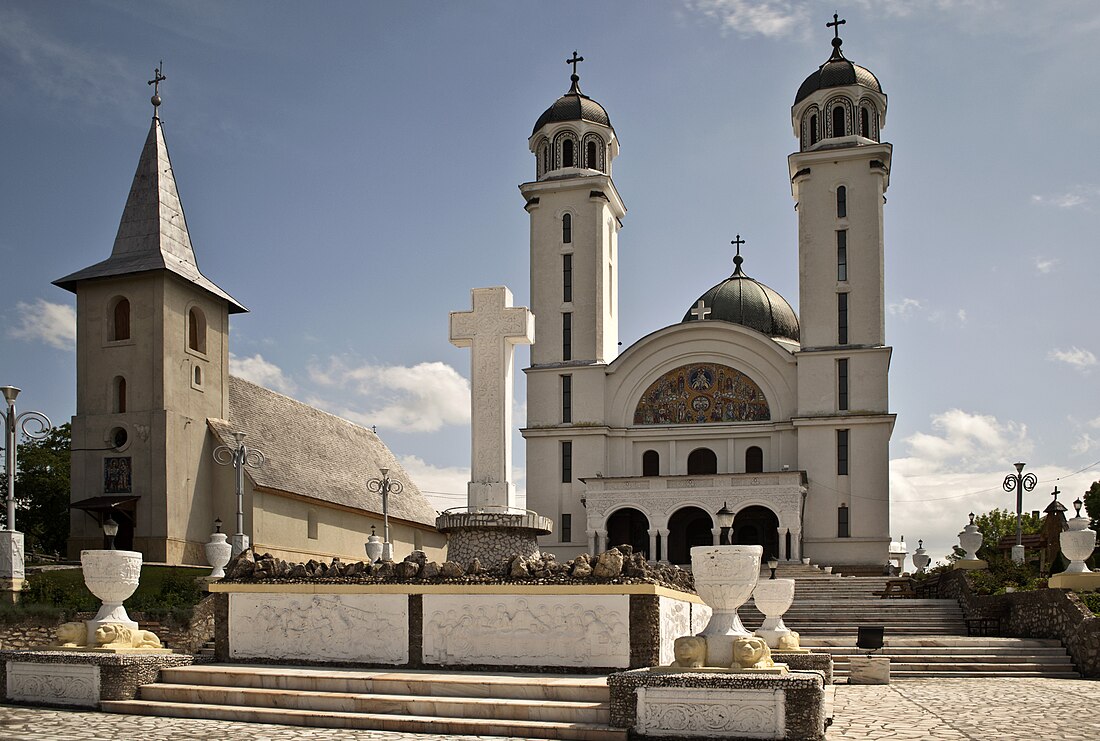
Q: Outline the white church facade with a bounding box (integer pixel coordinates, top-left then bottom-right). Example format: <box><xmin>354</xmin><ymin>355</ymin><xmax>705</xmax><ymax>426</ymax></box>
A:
<box><xmin>523</xmin><ymin>34</ymin><xmax>895</xmax><ymax>569</ymax></box>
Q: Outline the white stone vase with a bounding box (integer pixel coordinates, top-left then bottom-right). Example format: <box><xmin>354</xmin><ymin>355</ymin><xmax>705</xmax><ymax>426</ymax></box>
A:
<box><xmin>204</xmin><ymin>532</ymin><xmax>233</xmax><ymax>579</ymax></box>
<box><xmin>912</xmin><ymin>547</ymin><xmax>931</xmax><ymax>574</ymax></box>
<box><xmin>958</xmin><ymin>515</ymin><xmax>983</xmax><ymax>561</ymax></box>
<box><xmin>752</xmin><ymin>577</ymin><xmax>795</xmax><ymax>648</ymax></box>
<box><xmin>81</xmin><ymin>549</ymin><xmax>142</xmax><ymax>644</ymax></box>
<box><xmin>365</xmin><ymin>533</ymin><xmax>384</xmax><ymax>563</ymax></box>
<box><xmin>691</xmin><ymin>545</ymin><xmax>762</xmax><ymax>637</ymax></box>
<box><xmin>1059</xmin><ymin>516</ymin><xmax>1097</xmax><ymax>574</ymax></box>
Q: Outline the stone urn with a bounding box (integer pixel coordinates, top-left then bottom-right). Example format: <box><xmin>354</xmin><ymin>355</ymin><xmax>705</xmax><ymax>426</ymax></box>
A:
<box><xmin>204</xmin><ymin>531</ymin><xmax>233</xmax><ymax>579</ymax></box>
<box><xmin>958</xmin><ymin>513</ymin><xmax>983</xmax><ymax>561</ymax></box>
<box><xmin>752</xmin><ymin>577</ymin><xmax>796</xmax><ymax>648</ymax></box>
<box><xmin>1059</xmin><ymin>504</ymin><xmax>1096</xmax><ymax>574</ymax></box>
<box><xmin>912</xmin><ymin>539</ymin><xmax>931</xmax><ymax>574</ymax></box>
<box><xmin>365</xmin><ymin>527</ymin><xmax>384</xmax><ymax>563</ymax></box>
<box><xmin>691</xmin><ymin>545</ymin><xmax>761</xmax><ymax>637</ymax></box>
<box><xmin>81</xmin><ymin>549</ymin><xmax>142</xmax><ymax>644</ymax></box>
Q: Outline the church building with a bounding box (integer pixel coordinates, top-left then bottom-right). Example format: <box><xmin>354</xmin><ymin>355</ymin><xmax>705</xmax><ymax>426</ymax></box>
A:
<box><xmin>522</xmin><ymin>30</ymin><xmax>894</xmax><ymax>569</ymax></box>
<box><xmin>54</xmin><ymin>81</ymin><xmax>445</xmax><ymax>566</ymax></box>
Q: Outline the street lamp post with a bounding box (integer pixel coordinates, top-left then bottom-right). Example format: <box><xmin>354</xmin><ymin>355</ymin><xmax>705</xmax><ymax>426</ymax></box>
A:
<box><xmin>715</xmin><ymin>502</ymin><xmax>735</xmax><ymax>545</ymax></box>
<box><xmin>367</xmin><ymin>468</ymin><xmax>403</xmax><ymax>561</ymax></box>
<box><xmin>1003</xmin><ymin>461</ymin><xmax>1038</xmax><ymax>564</ymax></box>
<box><xmin>1</xmin><ymin>386</ymin><xmax>52</xmax><ymax>587</ymax></box>
<box><xmin>213</xmin><ymin>432</ymin><xmax>265</xmax><ymax>558</ymax></box>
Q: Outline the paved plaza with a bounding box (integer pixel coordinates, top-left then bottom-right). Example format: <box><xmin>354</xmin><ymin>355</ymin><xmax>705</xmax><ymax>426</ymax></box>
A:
<box><xmin>0</xmin><ymin>677</ymin><xmax>1097</xmax><ymax>740</ymax></box>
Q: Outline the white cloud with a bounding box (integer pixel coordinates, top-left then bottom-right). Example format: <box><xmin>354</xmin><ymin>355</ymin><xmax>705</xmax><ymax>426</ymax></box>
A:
<box><xmin>893</xmin><ymin>409</ymin><xmax>1030</xmax><ymax>476</ymax></box>
<box><xmin>683</xmin><ymin>0</ymin><xmax>809</xmax><ymax>38</ymax></box>
<box><xmin>1048</xmin><ymin>346</ymin><xmax>1097</xmax><ymax>371</ymax></box>
<box><xmin>8</xmin><ymin>299</ymin><xmax>75</xmax><ymax>350</ymax></box>
<box><xmin>1035</xmin><ymin>257</ymin><xmax>1058</xmax><ymax>274</ymax></box>
<box><xmin>1031</xmin><ymin>185</ymin><xmax>1100</xmax><ymax>210</ymax></box>
<box><xmin>1089</xmin><ymin>416</ymin><xmax>1100</xmax><ymax>430</ymax></box>
<box><xmin>309</xmin><ymin>358</ymin><xmax>470</xmax><ymax>433</ymax></box>
<box><xmin>888</xmin><ymin>298</ymin><xmax>922</xmax><ymax>317</ymax></box>
<box><xmin>956</xmin><ymin>309</ymin><xmax>967</xmax><ymax>324</ymax></box>
<box><xmin>397</xmin><ymin>455</ymin><xmax>469</xmax><ymax>513</ymax></box>
<box><xmin>230</xmin><ymin>353</ymin><xmax>296</xmax><ymax>394</ymax></box>
<box><xmin>1072</xmin><ymin>434</ymin><xmax>1096</xmax><ymax>455</ymax></box>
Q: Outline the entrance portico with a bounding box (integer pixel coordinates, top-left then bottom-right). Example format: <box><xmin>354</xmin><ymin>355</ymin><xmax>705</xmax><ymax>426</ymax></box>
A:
<box><xmin>581</xmin><ymin>470</ymin><xmax>806</xmax><ymax>565</ymax></box>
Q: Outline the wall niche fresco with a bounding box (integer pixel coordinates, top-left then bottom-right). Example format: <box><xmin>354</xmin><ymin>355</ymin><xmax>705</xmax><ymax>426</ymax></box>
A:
<box><xmin>633</xmin><ymin>363</ymin><xmax>770</xmax><ymax>425</ymax></box>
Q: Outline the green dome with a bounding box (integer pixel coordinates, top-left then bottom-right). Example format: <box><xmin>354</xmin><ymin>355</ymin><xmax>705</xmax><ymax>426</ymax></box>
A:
<box><xmin>682</xmin><ymin>255</ymin><xmax>800</xmax><ymax>342</ymax></box>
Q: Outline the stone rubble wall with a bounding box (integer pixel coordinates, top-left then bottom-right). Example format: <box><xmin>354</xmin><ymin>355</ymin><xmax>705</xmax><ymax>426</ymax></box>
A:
<box><xmin>0</xmin><ymin>623</ymin><xmax>58</xmax><ymax>651</ymax></box>
<box><xmin>939</xmin><ymin>569</ymin><xmax>1100</xmax><ymax>677</ymax></box>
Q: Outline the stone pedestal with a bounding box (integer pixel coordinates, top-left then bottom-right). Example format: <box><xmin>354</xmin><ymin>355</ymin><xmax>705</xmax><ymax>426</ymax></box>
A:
<box><xmin>953</xmin><ymin>559</ymin><xmax>988</xmax><ymax>571</ymax></box>
<box><xmin>229</xmin><ymin>534</ymin><xmax>249</xmax><ymax>559</ymax></box>
<box><xmin>0</xmin><ymin>531</ymin><xmax>26</xmax><ymax>596</ymax></box>
<box><xmin>436</xmin><ymin>509</ymin><xmax>552</xmax><ymax>567</ymax></box>
<box><xmin>1048</xmin><ymin>572</ymin><xmax>1100</xmax><ymax>591</ymax></box>
<box><xmin>848</xmin><ymin>655</ymin><xmax>890</xmax><ymax>684</ymax></box>
<box><xmin>1</xmin><ymin>650</ymin><xmax>192</xmax><ymax>707</ymax></box>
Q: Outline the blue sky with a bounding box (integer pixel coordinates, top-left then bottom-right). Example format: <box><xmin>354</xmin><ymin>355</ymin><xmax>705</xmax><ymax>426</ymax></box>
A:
<box><xmin>1</xmin><ymin>1</ymin><xmax>1098</xmax><ymax>565</ymax></box>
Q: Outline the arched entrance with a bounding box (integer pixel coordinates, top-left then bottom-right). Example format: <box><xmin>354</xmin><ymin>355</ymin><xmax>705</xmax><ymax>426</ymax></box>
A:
<box><xmin>606</xmin><ymin>508</ymin><xmax>650</xmax><ymax>559</ymax></box>
<box><xmin>667</xmin><ymin>506</ymin><xmax>713</xmax><ymax>565</ymax></box>
<box><xmin>732</xmin><ymin>505</ymin><xmax>780</xmax><ymax>561</ymax></box>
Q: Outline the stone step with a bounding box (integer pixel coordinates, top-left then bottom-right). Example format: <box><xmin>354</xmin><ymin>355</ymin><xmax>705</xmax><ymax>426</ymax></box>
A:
<box><xmin>830</xmin><ymin>655</ymin><xmax>1075</xmax><ymax>666</ymax></box>
<box><xmin>139</xmin><ymin>683</ymin><xmax>611</xmax><ymax>724</ymax></box>
<box><xmin>801</xmin><ymin>637</ymin><xmax>1064</xmax><ymax>648</ymax></box>
<box><xmin>100</xmin><ymin>700</ymin><xmax>627</xmax><ymax>741</ymax></box>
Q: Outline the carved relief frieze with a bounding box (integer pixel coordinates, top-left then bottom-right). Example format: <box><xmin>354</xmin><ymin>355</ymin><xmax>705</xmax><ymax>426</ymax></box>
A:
<box><xmin>658</xmin><ymin>597</ymin><xmax>692</xmax><ymax>666</ymax></box>
<box><xmin>636</xmin><ymin>687</ymin><xmax>784</xmax><ymax>737</ymax></box>
<box><xmin>7</xmin><ymin>662</ymin><xmax>100</xmax><ymax>707</ymax></box>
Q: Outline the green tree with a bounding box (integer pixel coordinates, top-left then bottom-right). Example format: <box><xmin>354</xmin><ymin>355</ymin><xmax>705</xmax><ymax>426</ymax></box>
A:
<box><xmin>0</xmin><ymin>423</ymin><xmax>71</xmax><ymax>556</ymax></box>
<box><xmin>951</xmin><ymin>507</ymin><xmax>1043</xmax><ymax>562</ymax></box>
<box><xmin>1083</xmin><ymin>480</ymin><xmax>1100</xmax><ymax>532</ymax></box>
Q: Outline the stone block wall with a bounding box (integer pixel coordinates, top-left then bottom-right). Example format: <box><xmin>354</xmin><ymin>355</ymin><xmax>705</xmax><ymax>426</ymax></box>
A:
<box><xmin>0</xmin><ymin>623</ymin><xmax>58</xmax><ymax>651</ymax></box>
<box><xmin>939</xmin><ymin>569</ymin><xmax>1100</xmax><ymax>677</ymax></box>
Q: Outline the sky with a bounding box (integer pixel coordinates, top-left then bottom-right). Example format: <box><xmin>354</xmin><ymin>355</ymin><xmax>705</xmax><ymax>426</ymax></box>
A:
<box><xmin>1</xmin><ymin>1</ymin><xmax>1098</xmax><ymax>567</ymax></box>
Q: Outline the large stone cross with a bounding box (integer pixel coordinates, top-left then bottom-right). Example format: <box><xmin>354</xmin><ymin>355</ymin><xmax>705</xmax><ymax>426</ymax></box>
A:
<box><xmin>450</xmin><ymin>287</ymin><xmax>534</xmax><ymax>510</ymax></box>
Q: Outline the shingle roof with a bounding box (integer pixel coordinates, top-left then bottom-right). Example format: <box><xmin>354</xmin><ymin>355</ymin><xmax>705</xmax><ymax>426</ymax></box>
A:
<box><xmin>54</xmin><ymin>116</ymin><xmax>246</xmax><ymax>313</ymax></box>
<box><xmin>209</xmin><ymin>376</ymin><xmax>440</xmax><ymax>527</ymax></box>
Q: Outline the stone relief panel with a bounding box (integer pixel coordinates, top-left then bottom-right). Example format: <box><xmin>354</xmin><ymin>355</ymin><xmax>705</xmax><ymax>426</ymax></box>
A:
<box><xmin>634</xmin><ymin>363</ymin><xmax>770</xmax><ymax>425</ymax></box>
<box><xmin>658</xmin><ymin>597</ymin><xmax>692</xmax><ymax>666</ymax></box>
<box><xmin>7</xmin><ymin>662</ymin><xmax>100</xmax><ymax>707</ymax></box>
<box><xmin>690</xmin><ymin>602</ymin><xmax>713</xmax><ymax>636</ymax></box>
<box><xmin>636</xmin><ymin>687</ymin><xmax>784</xmax><ymax>738</ymax></box>
<box><xmin>229</xmin><ymin>593</ymin><xmax>408</xmax><ymax>664</ymax></box>
<box><xmin>422</xmin><ymin>594</ymin><xmax>630</xmax><ymax>668</ymax></box>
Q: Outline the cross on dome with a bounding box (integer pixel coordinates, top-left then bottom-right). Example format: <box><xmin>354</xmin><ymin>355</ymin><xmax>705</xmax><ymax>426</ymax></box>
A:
<box><xmin>731</xmin><ymin>234</ymin><xmax>746</xmax><ymax>274</ymax></box>
<box><xmin>566</xmin><ymin>51</ymin><xmax>584</xmax><ymax>79</ymax></box>
<box><xmin>690</xmin><ymin>299</ymin><xmax>711</xmax><ymax>321</ymax></box>
<box><xmin>827</xmin><ymin>13</ymin><xmax>847</xmax><ymax>58</ymax></box>
<box><xmin>148</xmin><ymin>61</ymin><xmax>166</xmax><ymax>112</ymax></box>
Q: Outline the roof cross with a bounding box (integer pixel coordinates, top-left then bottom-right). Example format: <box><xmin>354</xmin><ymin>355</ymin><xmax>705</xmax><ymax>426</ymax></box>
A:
<box><xmin>731</xmin><ymin>234</ymin><xmax>745</xmax><ymax>256</ymax></box>
<box><xmin>148</xmin><ymin>61</ymin><xmax>166</xmax><ymax>111</ymax></box>
<box><xmin>691</xmin><ymin>299</ymin><xmax>711</xmax><ymax>321</ymax></box>
<box><xmin>566</xmin><ymin>51</ymin><xmax>584</xmax><ymax>77</ymax></box>
<box><xmin>827</xmin><ymin>13</ymin><xmax>846</xmax><ymax>39</ymax></box>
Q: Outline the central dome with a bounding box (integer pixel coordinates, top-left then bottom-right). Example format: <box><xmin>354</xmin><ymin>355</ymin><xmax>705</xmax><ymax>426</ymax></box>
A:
<box><xmin>795</xmin><ymin>35</ymin><xmax>882</xmax><ymax>105</ymax></box>
<box><xmin>532</xmin><ymin>75</ymin><xmax>612</xmax><ymax>135</ymax></box>
<box><xmin>682</xmin><ymin>255</ymin><xmax>800</xmax><ymax>342</ymax></box>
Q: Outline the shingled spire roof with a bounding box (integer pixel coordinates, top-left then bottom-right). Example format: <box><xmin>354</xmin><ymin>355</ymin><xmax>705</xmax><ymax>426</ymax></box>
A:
<box><xmin>54</xmin><ymin>115</ymin><xmax>246</xmax><ymax>313</ymax></box>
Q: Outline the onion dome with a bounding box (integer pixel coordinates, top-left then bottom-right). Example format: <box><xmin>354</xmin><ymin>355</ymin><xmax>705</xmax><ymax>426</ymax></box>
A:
<box><xmin>533</xmin><ymin>69</ymin><xmax>612</xmax><ymax>135</ymax></box>
<box><xmin>794</xmin><ymin>18</ymin><xmax>882</xmax><ymax>105</ymax></box>
<box><xmin>682</xmin><ymin>244</ymin><xmax>800</xmax><ymax>343</ymax></box>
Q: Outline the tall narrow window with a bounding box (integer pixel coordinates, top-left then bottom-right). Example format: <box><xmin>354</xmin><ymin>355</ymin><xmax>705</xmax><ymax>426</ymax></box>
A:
<box><xmin>561</xmin><ymin>513</ymin><xmax>572</xmax><ymax>543</ymax></box>
<box><xmin>860</xmin><ymin>108</ymin><xmax>870</xmax><ymax>138</ymax></box>
<box><xmin>543</xmin><ymin>145</ymin><xmax>550</xmax><ymax>174</ymax></box>
<box><xmin>561</xmin><ymin>441</ymin><xmax>573</xmax><ymax>483</ymax></box>
<box><xmin>563</xmin><ymin>254</ymin><xmax>573</xmax><ymax>302</ymax></box>
<box><xmin>561</xmin><ymin>375</ymin><xmax>572</xmax><ymax>423</ymax></box>
<box><xmin>838</xmin><ymin>505</ymin><xmax>850</xmax><ymax>537</ymax></box>
<box><xmin>745</xmin><ymin>446</ymin><xmax>763</xmax><ymax>473</ymax></box>
<box><xmin>562</xmin><ymin>139</ymin><xmax>574</xmax><ymax>167</ymax></box>
<box><xmin>562</xmin><ymin>213</ymin><xmax>572</xmax><ymax>244</ymax></box>
<box><xmin>837</xmin><ymin>293</ymin><xmax>849</xmax><ymax>345</ymax></box>
<box><xmin>837</xmin><ymin>230</ymin><xmax>848</xmax><ymax>281</ymax></box>
<box><xmin>642</xmin><ymin>450</ymin><xmax>659</xmax><ymax>477</ymax></box>
<box><xmin>586</xmin><ymin>140</ymin><xmax>597</xmax><ymax>169</ymax></box>
<box><xmin>832</xmin><ymin>106</ymin><xmax>845</xmax><ymax>137</ymax></box>
<box><xmin>188</xmin><ymin>307</ymin><xmax>207</xmax><ymax>353</ymax></box>
<box><xmin>114</xmin><ymin>376</ymin><xmax>127</xmax><ymax>414</ymax></box>
<box><xmin>836</xmin><ymin>186</ymin><xmax>847</xmax><ymax>218</ymax></box>
<box><xmin>809</xmin><ymin>113</ymin><xmax>819</xmax><ymax>145</ymax></box>
<box><xmin>194</xmin><ymin>366</ymin><xmax>202</xmax><ymax>387</ymax></box>
<box><xmin>838</xmin><ymin>358</ymin><xmax>849</xmax><ymax>412</ymax></box>
<box><xmin>837</xmin><ymin>430</ymin><xmax>849</xmax><ymax>476</ymax></box>
<box><xmin>112</xmin><ymin>298</ymin><xmax>130</xmax><ymax>341</ymax></box>
<box><xmin>562</xmin><ymin>312</ymin><xmax>572</xmax><ymax>361</ymax></box>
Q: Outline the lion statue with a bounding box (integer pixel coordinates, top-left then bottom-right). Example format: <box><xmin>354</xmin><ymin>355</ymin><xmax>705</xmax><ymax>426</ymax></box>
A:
<box><xmin>777</xmin><ymin>630</ymin><xmax>801</xmax><ymax>651</ymax></box>
<box><xmin>54</xmin><ymin>621</ymin><xmax>88</xmax><ymax>648</ymax></box>
<box><xmin>93</xmin><ymin>623</ymin><xmax>163</xmax><ymax>650</ymax></box>
<box><xmin>670</xmin><ymin>636</ymin><xmax>708</xmax><ymax>668</ymax></box>
<box><xmin>731</xmin><ymin>635</ymin><xmax>775</xmax><ymax>670</ymax></box>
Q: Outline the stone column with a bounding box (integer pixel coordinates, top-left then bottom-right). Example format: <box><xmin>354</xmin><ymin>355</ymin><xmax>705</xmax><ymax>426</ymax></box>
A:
<box><xmin>449</xmin><ymin>287</ymin><xmax>534</xmax><ymax>509</ymax></box>
<box><xmin>647</xmin><ymin>529</ymin><xmax>659</xmax><ymax>563</ymax></box>
<box><xmin>789</xmin><ymin>528</ymin><xmax>801</xmax><ymax>561</ymax></box>
<box><xmin>658</xmin><ymin>528</ymin><xmax>670</xmax><ymax>564</ymax></box>
<box><xmin>587</xmin><ymin>530</ymin><xmax>598</xmax><ymax>555</ymax></box>
<box><xmin>778</xmin><ymin>527</ymin><xmax>789</xmax><ymax>560</ymax></box>
<box><xmin>711</xmin><ymin>527</ymin><xmax>722</xmax><ymax>546</ymax></box>
<box><xmin>596</xmin><ymin>529</ymin><xmax>608</xmax><ymax>554</ymax></box>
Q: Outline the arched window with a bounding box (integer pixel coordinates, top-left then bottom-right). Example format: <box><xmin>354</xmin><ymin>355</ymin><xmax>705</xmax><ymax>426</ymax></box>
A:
<box><xmin>562</xmin><ymin>139</ymin><xmax>574</xmax><ymax>167</ymax></box>
<box><xmin>642</xmin><ymin>450</ymin><xmax>660</xmax><ymax>477</ymax></box>
<box><xmin>832</xmin><ymin>105</ymin><xmax>845</xmax><ymax>137</ymax></box>
<box><xmin>686</xmin><ymin>448</ymin><xmax>717</xmax><ymax>475</ymax></box>
<box><xmin>562</xmin><ymin>213</ymin><xmax>572</xmax><ymax>244</ymax></box>
<box><xmin>188</xmin><ymin>307</ymin><xmax>206</xmax><ymax>354</ymax></box>
<box><xmin>809</xmin><ymin>113</ymin><xmax>819</xmax><ymax>146</ymax></box>
<box><xmin>860</xmin><ymin>108</ymin><xmax>870</xmax><ymax>138</ymax></box>
<box><xmin>114</xmin><ymin>376</ymin><xmax>127</xmax><ymax>413</ymax></box>
<box><xmin>112</xmin><ymin>298</ymin><xmax>130</xmax><ymax>341</ymax></box>
<box><xmin>836</xmin><ymin>186</ymin><xmax>847</xmax><ymax>218</ymax></box>
<box><xmin>586</xmin><ymin>140</ymin><xmax>597</xmax><ymax>169</ymax></box>
<box><xmin>745</xmin><ymin>446</ymin><xmax>763</xmax><ymax>473</ymax></box>
<box><xmin>194</xmin><ymin>366</ymin><xmax>202</xmax><ymax>386</ymax></box>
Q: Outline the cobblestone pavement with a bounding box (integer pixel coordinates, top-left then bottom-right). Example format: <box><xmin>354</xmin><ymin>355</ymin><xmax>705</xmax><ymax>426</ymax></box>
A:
<box><xmin>1</xmin><ymin>677</ymin><xmax>1098</xmax><ymax>740</ymax></box>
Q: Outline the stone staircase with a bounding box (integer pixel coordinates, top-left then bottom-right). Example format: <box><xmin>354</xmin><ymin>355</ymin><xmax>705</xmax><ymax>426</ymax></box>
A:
<box><xmin>743</xmin><ymin>568</ymin><xmax>1078</xmax><ymax>679</ymax></box>
<box><xmin>102</xmin><ymin>665</ymin><xmax>626</xmax><ymax>741</ymax></box>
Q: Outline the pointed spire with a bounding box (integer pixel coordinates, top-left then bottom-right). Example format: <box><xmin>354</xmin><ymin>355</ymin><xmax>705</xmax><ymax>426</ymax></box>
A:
<box><xmin>55</xmin><ymin>84</ymin><xmax>246</xmax><ymax>313</ymax></box>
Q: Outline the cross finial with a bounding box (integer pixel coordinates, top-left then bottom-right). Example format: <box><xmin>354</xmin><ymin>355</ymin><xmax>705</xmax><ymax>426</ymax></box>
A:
<box><xmin>148</xmin><ymin>61</ymin><xmax>166</xmax><ymax>112</ymax></box>
<box><xmin>827</xmin><ymin>13</ymin><xmax>846</xmax><ymax>39</ymax></box>
<box><xmin>1052</xmin><ymin>486</ymin><xmax>1061</xmax><ymax>501</ymax></box>
<box><xmin>566</xmin><ymin>51</ymin><xmax>584</xmax><ymax>80</ymax></box>
<box><xmin>731</xmin><ymin>234</ymin><xmax>746</xmax><ymax>274</ymax></box>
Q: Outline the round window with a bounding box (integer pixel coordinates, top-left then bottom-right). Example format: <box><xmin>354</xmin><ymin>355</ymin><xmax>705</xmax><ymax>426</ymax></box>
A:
<box><xmin>110</xmin><ymin>427</ymin><xmax>128</xmax><ymax>450</ymax></box>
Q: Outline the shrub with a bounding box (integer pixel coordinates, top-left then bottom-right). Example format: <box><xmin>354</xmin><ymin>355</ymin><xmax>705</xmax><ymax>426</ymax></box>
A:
<box><xmin>20</xmin><ymin>569</ymin><xmax>98</xmax><ymax>613</ymax></box>
<box><xmin>966</xmin><ymin>558</ymin><xmax>1044</xmax><ymax>595</ymax></box>
<box><xmin>1079</xmin><ymin>592</ymin><xmax>1100</xmax><ymax>615</ymax></box>
<box><xmin>0</xmin><ymin>601</ymin><xmax>67</xmax><ymax>625</ymax></box>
